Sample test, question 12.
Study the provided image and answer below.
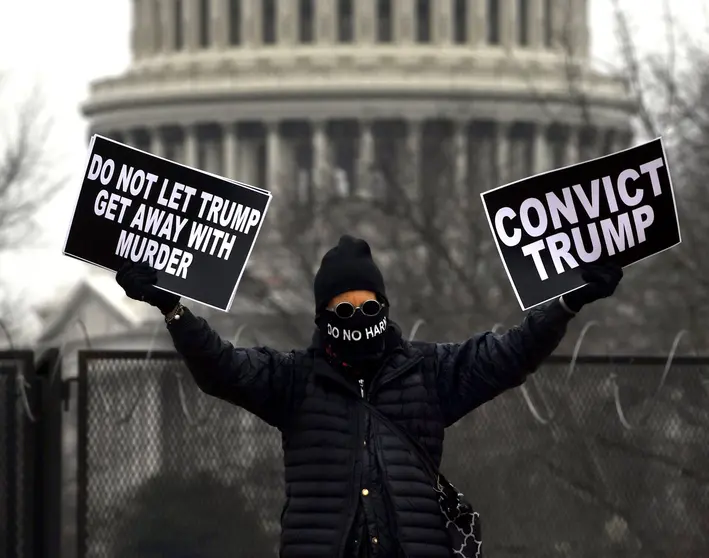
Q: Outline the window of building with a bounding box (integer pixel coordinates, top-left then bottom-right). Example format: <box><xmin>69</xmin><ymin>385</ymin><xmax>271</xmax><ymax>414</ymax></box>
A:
<box><xmin>487</xmin><ymin>0</ymin><xmax>500</xmax><ymax>45</ymax></box>
<box><xmin>262</xmin><ymin>0</ymin><xmax>276</xmax><ymax>44</ymax></box>
<box><xmin>543</xmin><ymin>0</ymin><xmax>553</xmax><ymax>46</ymax></box>
<box><xmin>174</xmin><ymin>0</ymin><xmax>184</xmax><ymax>50</ymax></box>
<box><xmin>299</xmin><ymin>0</ymin><xmax>314</xmax><ymax>43</ymax></box>
<box><xmin>453</xmin><ymin>0</ymin><xmax>467</xmax><ymax>44</ymax></box>
<box><xmin>377</xmin><ymin>0</ymin><xmax>392</xmax><ymax>43</ymax></box>
<box><xmin>338</xmin><ymin>0</ymin><xmax>354</xmax><ymax>43</ymax></box>
<box><xmin>199</xmin><ymin>0</ymin><xmax>210</xmax><ymax>47</ymax></box>
<box><xmin>517</xmin><ymin>0</ymin><xmax>529</xmax><ymax>46</ymax></box>
<box><xmin>229</xmin><ymin>0</ymin><xmax>241</xmax><ymax>45</ymax></box>
<box><xmin>416</xmin><ymin>0</ymin><xmax>431</xmax><ymax>43</ymax></box>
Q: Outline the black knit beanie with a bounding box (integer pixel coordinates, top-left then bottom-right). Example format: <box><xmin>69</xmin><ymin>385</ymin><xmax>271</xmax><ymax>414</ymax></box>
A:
<box><xmin>313</xmin><ymin>235</ymin><xmax>387</xmax><ymax>313</ymax></box>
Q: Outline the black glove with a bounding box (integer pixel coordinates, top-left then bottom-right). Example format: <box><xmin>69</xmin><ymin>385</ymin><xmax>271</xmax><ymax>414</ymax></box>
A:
<box><xmin>561</xmin><ymin>262</ymin><xmax>623</xmax><ymax>313</ymax></box>
<box><xmin>116</xmin><ymin>261</ymin><xmax>180</xmax><ymax>314</ymax></box>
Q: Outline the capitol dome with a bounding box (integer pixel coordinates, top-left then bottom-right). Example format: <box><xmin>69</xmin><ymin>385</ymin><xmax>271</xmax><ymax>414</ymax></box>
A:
<box><xmin>83</xmin><ymin>0</ymin><xmax>633</xmax><ymax>202</ymax></box>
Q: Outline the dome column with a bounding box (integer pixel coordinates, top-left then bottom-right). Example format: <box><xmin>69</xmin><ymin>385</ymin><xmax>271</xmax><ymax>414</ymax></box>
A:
<box><xmin>470</xmin><ymin>0</ymin><xmax>486</xmax><ymax>46</ymax></box>
<box><xmin>529</xmin><ymin>0</ymin><xmax>544</xmax><ymax>49</ymax></box>
<box><xmin>495</xmin><ymin>122</ymin><xmax>511</xmax><ymax>185</ymax></box>
<box><xmin>532</xmin><ymin>122</ymin><xmax>548</xmax><ymax>174</ymax></box>
<box><xmin>312</xmin><ymin>121</ymin><xmax>330</xmax><ymax>194</ymax></box>
<box><xmin>223</xmin><ymin>123</ymin><xmax>239</xmax><ymax>180</ymax></box>
<box><xmin>266</xmin><ymin>121</ymin><xmax>281</xmax><ymax>193</ymax></box>
<box><xmin>149</xmin><ymin>128</ymin><xmax>166</xmax><ymax>159</ymax></box>
<box><xmin>358</xmin><ymin>120</ymin><xmax>375</xmax><ymax>192</ymax></box>
<box><xmin>453</xmin><ymin>120</ymin><xmax>468</xmax><ymax>196</ymax></box>
<box><xmin>406</xmin><ymin>119</ymin><xmax>422</xmax><ymax>193</ymax></box>
<box><xmin>184</xmin><ymin>124</ymin><xmax>199</xmax><ymax>168</ymax></box>
<box><xmin>564</xmin><ymin>126</ymin><xmax>581</xmax><ymax>166</ymax></box>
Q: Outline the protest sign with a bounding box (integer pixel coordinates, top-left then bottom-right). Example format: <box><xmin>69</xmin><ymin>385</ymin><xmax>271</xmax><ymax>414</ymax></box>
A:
<box><xmin>63</xmin><ymin>135</ymin><xmax>272</xmax><ymax>311</ymax></box>
<box><xmin>480</xmin><ymin>137</ymin><xmax>680</xmax><ymax>311</ymax></box>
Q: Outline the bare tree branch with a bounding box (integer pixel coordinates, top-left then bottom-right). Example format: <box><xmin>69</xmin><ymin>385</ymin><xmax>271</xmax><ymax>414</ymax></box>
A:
<box><xmin>0</xmin><ymin>75</ymin><xmax>68</xmax><ymax>252</ymax></box>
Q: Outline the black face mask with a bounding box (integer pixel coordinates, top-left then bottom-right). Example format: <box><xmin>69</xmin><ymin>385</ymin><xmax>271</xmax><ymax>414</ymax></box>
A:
<box><xmin>317</xmin><ymin>306</ymin><xmax>390</xmax><ymax>363</ymax></box>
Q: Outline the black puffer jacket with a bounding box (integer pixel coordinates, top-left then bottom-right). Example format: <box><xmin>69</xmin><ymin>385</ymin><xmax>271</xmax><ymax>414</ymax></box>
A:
<box><xmin>167</xmin><ymin>300</ymin><xmax>573</xmax><ymax>558</ymax></box>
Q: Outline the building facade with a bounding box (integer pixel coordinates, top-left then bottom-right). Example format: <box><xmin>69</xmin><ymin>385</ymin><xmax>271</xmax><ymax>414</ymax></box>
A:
<box><xmin>83</xmin><ymin>0</ymin><xmax>633</xmax><ymax>204</ymax></box>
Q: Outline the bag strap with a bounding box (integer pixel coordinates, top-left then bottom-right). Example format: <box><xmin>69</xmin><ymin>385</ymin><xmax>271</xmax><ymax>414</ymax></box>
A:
<box><xmin>356</xmin><ymin>397</ymin><xmax>440</xmax><ymax>482</ymax></box>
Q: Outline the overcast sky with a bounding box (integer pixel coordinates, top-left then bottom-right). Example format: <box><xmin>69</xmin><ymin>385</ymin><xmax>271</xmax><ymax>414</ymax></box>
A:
<box><xmin>0</xmin><ymin>0</ymin><xmax>705</xmax><ymax>315</ymax></box>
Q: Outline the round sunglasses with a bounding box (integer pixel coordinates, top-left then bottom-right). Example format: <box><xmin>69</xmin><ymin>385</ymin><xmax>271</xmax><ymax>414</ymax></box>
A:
<box><xmin>327</xmin><ymin>299</ymin><xmax>384</xmax><ymax>319</ymax></box>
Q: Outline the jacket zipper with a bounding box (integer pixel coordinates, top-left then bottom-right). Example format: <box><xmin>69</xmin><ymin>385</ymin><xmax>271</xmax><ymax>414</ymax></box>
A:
<box><xmin>340</xmin><ymin>379</ymin><xmax>367</xmax><ymax>557</ymax></box>
<box><xmin>340</xmin><ymin>361</ymin><xmax>421</xmax><ymax>557</ymax></box>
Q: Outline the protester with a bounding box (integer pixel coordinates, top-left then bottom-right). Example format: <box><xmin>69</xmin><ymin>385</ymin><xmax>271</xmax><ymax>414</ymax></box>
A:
<box><xmin>116</xmin><ymin>234</ymin><xmax>622</xmax><ymax>558</ymax></box>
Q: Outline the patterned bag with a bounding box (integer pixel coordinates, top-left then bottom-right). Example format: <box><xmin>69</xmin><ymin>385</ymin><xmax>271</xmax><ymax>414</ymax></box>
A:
<box><xmin>357</xmin><ymin>399</ymin><xmax>482</xmax><ymax>558</ymax></box>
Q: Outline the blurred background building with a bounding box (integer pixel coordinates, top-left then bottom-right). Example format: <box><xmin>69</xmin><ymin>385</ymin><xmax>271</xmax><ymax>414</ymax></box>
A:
<box><xmin>84</xmin><ymin>0</ymin><xmax>631</xmax><ymax>204</ymax></box>
<box><xmin>40</xmin><ymin>0</ymin><xmax>634</xmax><ymax>351</ymax></box>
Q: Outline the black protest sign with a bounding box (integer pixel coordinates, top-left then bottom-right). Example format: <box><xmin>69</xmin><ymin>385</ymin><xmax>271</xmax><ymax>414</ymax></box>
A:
<box><xmin>63</xmin><ymin>135</ymin><xmax>272</xmax><ymax>311</ymax></box>
<box><xmin>480</xmin><ymin>138</ymin><xmax>680</xmax><ymax>311</ymax></box>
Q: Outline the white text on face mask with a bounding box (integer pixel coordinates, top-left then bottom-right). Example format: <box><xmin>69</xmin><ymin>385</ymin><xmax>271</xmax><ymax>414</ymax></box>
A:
<box><xmin>327</xmin><ymin>317</ymin><xmax>387</xmax><ymax>341</ymax></box>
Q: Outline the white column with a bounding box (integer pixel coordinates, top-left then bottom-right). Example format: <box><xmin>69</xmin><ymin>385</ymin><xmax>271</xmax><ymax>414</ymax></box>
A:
<box><xmin>551</xmin><ymin>0</ymin><xmax>566</xmax><ymax>50</ymax></box>
<box><xmin>454</xmin><ymin>121</ymin><xmax>468</xmax><ymax>196</ymax></box>
<box><xmin>132</xmin><ymin>0</ymin><xmax>144</xmax><ymax>59</ymax></box>
<box><xmin>564</xmin><ymin>126</ymin><xmax>580</xmax><ymax>166</ymax></box>
<box><xmin>358</xmin><ymin>120</ymin><xmax>375</xmax><ymax>193</ymax></box>
<box><xmin>356</xmin><ymin>0</ymin><xmax>376</xmax><ymax>43</ymax></box>
<box><xmin>266</xmin><ymin>122</ymin><xmax>281</xmax><ymax>192</ymax></box>
<box><xmin>214</xmin><ymin>0</ymin><xmax>228</xmax><ymax>48</ymax></box>
<box><xmin>184</xmin><ymin>125</ymin><xmax>199</xmax><ymax>168</ymax></box>
<box><xmin>242</xmin><ymin>0</ymin><xmax>258</xmax><ymax>46</ymax></box>
<box><xmin>150</xmin><ymin>128</ymin><xmax>166</xmax><ymax>158</ymax></box>
<box><xmin>316</xmin><ymin>0</ymin><xmax>335</xmax><ymax>44</ymax></box>
<box><xmin>530</xmin><ymin>0</ymin><xmax>543</xmax><ymax>49</ymax></box>
<box><xmin>502</xmin><ymin>0</ymin><xmax>516</xmax><ymax>50</ymax></box>
<box><xmin>576</xmin><ymin>0</ymin><xmax>590</xmax><ymax>57</ymax></box>
<box><xmin>532</xmin><ymin>123</ymin><xmax>548</xmax><ymax>174</ymax></box>
<box><xmin>278</xmin><ymin>0</ymin><xmax>295</xmax><ymax>45</ymax></box>
<box><xmin>495</xmin><ymin>122</ymin><xmax>511</xmax><ymax>184</ymax></box>
<box><xmin>470</xmin><ymin>0</ymin><xmax>485</xmax><ymax>46</ymax></box>
<box><xmin>223</xmin><ymin>123</ymin><xmax>239</xmax><ymax>179</ymax></box>
<box><xmin>435</xmin><ymin>1</ymin><xmax>452</xmax><ymax>44</ymax></box>
<box><xmin>183</xmin><ymin>0</ymin><xmax>198</xmax><ymax>51</ymax></box>
<box><xmin>163</xmin><ymin>0</ymin><xmax>176</xmax><ymax>52</ymax></box>
<box><xmin>312</xmin><ymin>121</ymin><xmax>329</xmax><ymax>192</ymax></box>
<box><xmin>395</xmin><ymin>0</ymin><xmax>414</xmax><ymax>43</ymax></box>
<box><xmin>407</xmin><ymin>119</ymin><xmax>422</xmax><ymax>193</ymax></box>
<box><xmin>150</xmin><ymin>0</ymin><xmax>162</xmax><ymax>53</ymax></box>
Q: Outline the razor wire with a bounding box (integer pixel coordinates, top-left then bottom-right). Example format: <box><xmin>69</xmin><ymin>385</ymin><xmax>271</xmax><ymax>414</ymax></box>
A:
<box><xmin>517</xmin><ymin>321</ymin><xmax>709</xmax><ymax>430</ymax></box>
<box><xmin>174</xmin><ymin>322</ymin><xmax>254</xmax><ymax>425</ymax></box>
<box><xmin>611</xmin><ymin>329</ymin><xmax>706</xmax><ymax>430</ymax></box>
<box><xmin>78</xmin><ymin>315</ymin><xmax>709</xmax><ymax>431</ymax></box>
<box><xmin>114</xmin><ymin>319</ymin><xmax>164</xmax><ymax>425</ymax></box>
<box><xmin>0</xmin><ymin>316</ymin><xmax>38</xmax><ymax>423</ymax></box>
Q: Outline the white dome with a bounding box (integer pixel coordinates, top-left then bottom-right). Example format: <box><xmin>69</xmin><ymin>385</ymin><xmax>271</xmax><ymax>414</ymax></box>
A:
<box><xmin>83</xmin><ymin>0</ymin><xmax>632</xmax><ymax>203</ymax></box>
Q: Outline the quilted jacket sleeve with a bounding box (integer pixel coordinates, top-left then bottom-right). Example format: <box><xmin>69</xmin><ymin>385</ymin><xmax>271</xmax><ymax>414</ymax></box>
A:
<box><xmin>436</xmin><ymin>299</ymin><xmax>573</xmax><ymax>426</ymax></box>
<box><xmin>167</xmin><ymin>308</ymin><xmax>296</xmax><ymax>429</ymax></box>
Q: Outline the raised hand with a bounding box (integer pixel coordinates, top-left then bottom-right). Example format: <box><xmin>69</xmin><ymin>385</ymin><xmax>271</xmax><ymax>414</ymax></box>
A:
<box><xmin>116</xmin><ymin>261</ymin><xmax>180</xmax><ymax>314</ymax></box>
<box><xmin>561</xmin><ymin>262</ymin><xmax>623</xmax><ymax>313</ymax></box>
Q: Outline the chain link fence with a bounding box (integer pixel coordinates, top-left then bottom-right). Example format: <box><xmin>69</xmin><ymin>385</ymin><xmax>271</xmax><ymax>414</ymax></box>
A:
<box><xmin>0</xmin><ymin>352</ymin><xmax>36</xmax><ymax>558</ymax></box>
<box><xmin>73</xmin><ymin>349</ymin><xmax>709</xmax><ymax>558</ymax></box>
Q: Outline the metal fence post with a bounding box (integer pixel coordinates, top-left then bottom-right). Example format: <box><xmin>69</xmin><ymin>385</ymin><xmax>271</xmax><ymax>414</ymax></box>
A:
<box><xmin>33</xmin><ymin>349</ymin><xmax>63</xmax><ymax>558</ymax></box>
